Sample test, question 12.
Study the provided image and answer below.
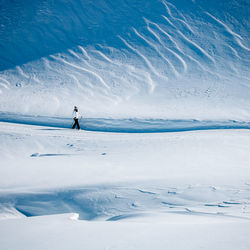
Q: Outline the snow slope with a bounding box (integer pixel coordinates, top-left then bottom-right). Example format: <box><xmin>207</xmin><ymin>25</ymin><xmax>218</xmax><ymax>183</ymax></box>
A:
<box><xmin>0</xmin><ymin>0</ymin><xmax>249</xmax><ymax>119</ymax></box>
<box><xmin>0</xmin><ymin>0</ymin><xmax>250</xmax><ymax>249</ymax></box>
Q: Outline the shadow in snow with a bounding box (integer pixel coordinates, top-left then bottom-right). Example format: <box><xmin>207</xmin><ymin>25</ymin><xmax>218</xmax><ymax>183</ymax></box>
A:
<box><xmin>0</xmin><ymin>184</ymin><xmax>249</xmax><ymax>221</ymax></box>
<box><xmin>30</xmin><ymin>153</ymin><xmax>72</xmax><ymax>157</ymax></box>
<box><xmin>1</xmin><ymin>112</ymin><xmax>250</xmax><ymax>133</ymax></box>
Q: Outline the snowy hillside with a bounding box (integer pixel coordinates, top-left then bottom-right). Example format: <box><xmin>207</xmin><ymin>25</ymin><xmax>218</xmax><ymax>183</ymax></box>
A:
<box><xmin>0</xmin><ymin>1</ymin><xmax>250</xmax><ymax>250</ymax></box>
<box><xmin>0</xmin><ymin>0</ymin><xmax>249</xmax><ymax>119</ymax></box>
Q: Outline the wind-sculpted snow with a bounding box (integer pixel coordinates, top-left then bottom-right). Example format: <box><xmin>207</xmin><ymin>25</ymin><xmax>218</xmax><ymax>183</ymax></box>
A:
<box><xmin>0</xmin><ymin>112</ymin><xmax>250</xmax><ymax>133</ymax></box>
<box><xmin>0</xmin><ymin>0</ymin><xmax>249</xmax><ymax>118</ymax></box>
<box><xmin>0</xmin><ymin>120</ymin><xmax>250</xmax><ymax>249</ymax></box>
<box><xmin>1</xmin><ymin>184</ymin><xmax>250</xmax><ymax>221</ymax></box>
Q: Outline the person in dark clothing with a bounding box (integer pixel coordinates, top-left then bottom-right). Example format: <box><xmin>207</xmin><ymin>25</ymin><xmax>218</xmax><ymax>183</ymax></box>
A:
<box><xmin>72</xmin><ymin>106</ymin><xmax>81</xmax><ymax>130</ymax></box>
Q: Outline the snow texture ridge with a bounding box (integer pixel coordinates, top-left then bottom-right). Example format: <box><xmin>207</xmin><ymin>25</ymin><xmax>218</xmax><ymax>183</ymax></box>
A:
<box><xmin>0</xmin><ymin>1</ymin><xmax>250</xmax><ymax>249</ymax></box>
<box><xmin>0</xmin><ymin>112</ymin><xmax>250</xmax><ymax>133</ymax></box>
<box><xmin>0</xmin><ymin>0</ymin><xmax>249</xmax><ymax>119</ymax></box>
<box><xmin>1</xmin><ymin>184</ymin><xmax>250</xmax><ymax>222</ymax></box>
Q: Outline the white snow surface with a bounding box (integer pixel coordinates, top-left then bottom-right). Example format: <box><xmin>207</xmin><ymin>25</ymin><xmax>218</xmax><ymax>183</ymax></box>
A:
<box><xmin>0</xmin><ymin>0</ymin><xmax>250</xmax><ymax>249</ymax></box>
<box><xmin>0</xmin><ymin>0</ymin><xmax>250</xmax><ymax>120</ymax></box>
<box><xmin>0</xmin><ymin>122</ymin><xmax>250</xmax><ymax>249</ymax></box>
<box><xmin>1</xmin><ymin>213</ymin><xmax>250</xmax><ymax>250</ymax></box>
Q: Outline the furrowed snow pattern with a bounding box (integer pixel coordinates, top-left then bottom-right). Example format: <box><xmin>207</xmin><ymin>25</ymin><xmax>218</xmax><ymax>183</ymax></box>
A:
<box><xmin>0</xmin><ymin>0</ymin><xmax>249</xmax><ymax>119</ymax></box>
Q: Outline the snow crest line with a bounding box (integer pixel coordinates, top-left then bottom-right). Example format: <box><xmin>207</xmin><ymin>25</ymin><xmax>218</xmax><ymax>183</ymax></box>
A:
<box><xmin>0</xmin><ymin>113</ymin><xmax>249</xmax><ymax>133</ymax></box>
<box><xmin>1</xmin><ymin>184</ymin><xmax>249</xmax><ymax>221</ymax></box>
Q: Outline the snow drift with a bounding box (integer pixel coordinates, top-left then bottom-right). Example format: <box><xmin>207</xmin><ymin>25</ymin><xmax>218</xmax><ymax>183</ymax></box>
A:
<box><xmin>0</xmin><ymin>0</ymin><xmax>249</xmax><ymax>119</ymax></box>
<box><xmin>0</xmin><ymin>2</ymin><xmax>250</xmax><ymax>249</ymax></box>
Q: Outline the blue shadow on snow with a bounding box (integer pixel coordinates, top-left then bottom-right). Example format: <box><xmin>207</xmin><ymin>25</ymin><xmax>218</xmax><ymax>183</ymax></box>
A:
<box><xmin>0</xmin><ymin>112</ymin><xmax>250</xmax><ymax>133</ymax></box>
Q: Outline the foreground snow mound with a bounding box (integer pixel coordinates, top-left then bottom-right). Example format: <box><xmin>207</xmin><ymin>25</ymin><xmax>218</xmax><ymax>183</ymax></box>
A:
<box><xmin>1</xmin><ymin>184</ymin><xmax>250</xmax><ymax>222</ymax></box>
<box><xmin>0</xmin><ymin>0</ymin><xmax>249</xmax><ymax>118</ymax></box>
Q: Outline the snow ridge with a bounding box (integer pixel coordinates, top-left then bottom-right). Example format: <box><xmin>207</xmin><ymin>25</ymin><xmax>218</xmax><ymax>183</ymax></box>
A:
<box><xmin>0</xmin><ymin>0</ymin><xmax>249</xmax><ymax>119</ymax></box>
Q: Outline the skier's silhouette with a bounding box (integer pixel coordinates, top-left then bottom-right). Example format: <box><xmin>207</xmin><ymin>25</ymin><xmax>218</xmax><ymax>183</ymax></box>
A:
<box><xmin>72</xmin><ymin>106</ymin><xmax>80</xmax><ymax>130</ymax></box>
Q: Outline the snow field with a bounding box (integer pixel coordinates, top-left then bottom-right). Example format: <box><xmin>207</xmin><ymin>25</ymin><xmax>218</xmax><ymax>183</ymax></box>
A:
<box><xmin>0</xmin><ymin>0</ymin><xmax>250</xmax><ymax>249</ymax></box>
<box><xmin>1</xmin><ymin>213</ymin><xmax>250</xmax><ymax>250</ymax></box>
<box><xmin>0</xmin><ymin>122</ymin><xmax>249</xmax><ymax>221</ymax></box>
<box><xmin>0</xmin><ymin>117</ymin><xmax>250</xmax><ymax>250</ymax></box>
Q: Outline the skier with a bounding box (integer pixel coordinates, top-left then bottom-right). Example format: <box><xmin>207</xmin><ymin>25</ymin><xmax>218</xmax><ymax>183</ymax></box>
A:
<box><xmin>72</xmin><ymin>106</ymin><xmax>81</xmax><ymax>130</ymax></box>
